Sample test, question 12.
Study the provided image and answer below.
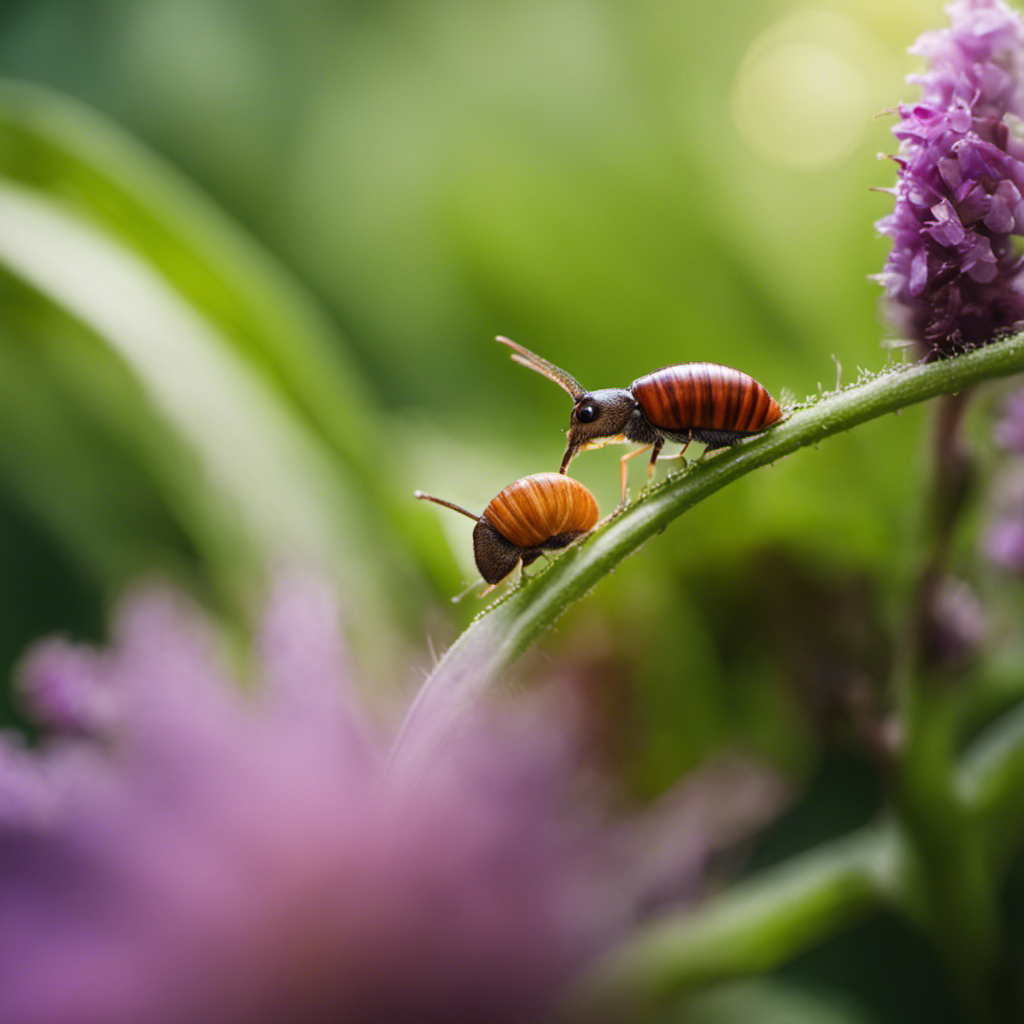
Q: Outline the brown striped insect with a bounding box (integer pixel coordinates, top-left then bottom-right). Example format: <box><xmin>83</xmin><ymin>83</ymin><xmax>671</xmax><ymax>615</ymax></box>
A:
<box><xmin>498</xmin><ymin>337</ymin><xmax>782</xmax><ymax>503</ymax></box>
<box><xmin>415</xmin><ymin>472</ymin><xmax>600</xmax><ymax>588</ymax></box>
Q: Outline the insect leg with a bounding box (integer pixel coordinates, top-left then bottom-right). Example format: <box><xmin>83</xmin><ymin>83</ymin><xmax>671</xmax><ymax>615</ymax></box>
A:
<box><xmin>652</xmin><ymin>432</ymin><xmax>693</xmax><ymax>474</ymax></box>
<box><xmin>656</xmin><ymin>450</ymin><xmax>689</xmax><ymax>469</ymax></box>
<box><xmin>645</xmin><ymin>439</ymin><xmax>665</xmax><ymax>480</ymax></box>
<box><xmin>619</xmin><ymin>444</ymin><xmax>655</xmax><ymax>505</ymax></box>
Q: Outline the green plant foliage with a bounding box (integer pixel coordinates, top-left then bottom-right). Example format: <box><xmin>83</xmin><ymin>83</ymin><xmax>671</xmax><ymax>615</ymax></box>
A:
<box><xmin>0</xmin><ymin>81</ymin><xmax>446</xmax><ymax>677</ymax></box>
<box><xmin>8</xmin><ymin>2</ymin><xmax>1024</xmax><ymax>1020</ymax></box>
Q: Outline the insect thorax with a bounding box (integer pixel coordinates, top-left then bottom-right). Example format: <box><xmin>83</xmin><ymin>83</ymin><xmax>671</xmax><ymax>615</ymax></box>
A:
<box><xmin>622</xmin><ymin>406</ymin><xmax>661</xmax><ymax>445</ymax></box>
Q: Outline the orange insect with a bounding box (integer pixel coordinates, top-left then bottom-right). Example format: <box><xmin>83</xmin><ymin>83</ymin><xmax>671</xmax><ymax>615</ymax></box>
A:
<box><xmin>415</xmin><ymin>472</ymin><xmax>599</xmax><ymax>586</ymax></box>
<box><xmin>498</xmin><ymin>337</ymin><xmax>782</xmax><ymax>503</ymax></box>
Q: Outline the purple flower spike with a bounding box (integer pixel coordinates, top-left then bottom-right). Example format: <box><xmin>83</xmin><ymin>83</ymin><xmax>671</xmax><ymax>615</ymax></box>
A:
<box><xmin>0</xmin><ymin>572</ymin><xmax>785</xmax><ymax>1024</ymax></box>
<box><xmin>876</xmin><ymin>0</ymin><xmax>1024</xmax><ymax>358</ymax></box>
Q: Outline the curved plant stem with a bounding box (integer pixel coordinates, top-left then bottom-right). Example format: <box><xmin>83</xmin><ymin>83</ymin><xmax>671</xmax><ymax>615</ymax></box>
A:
<box><xmin>562</xmin><ymin>692</ymin><xmax>1024</xmax><ymax>1017</ymax></box>
<box><xmin>561</xmin><ymin>828</ymin><xmax>892</xmax><ymax>1016</ymax></box>
<box><xmin>959</xmin><ymin>697</ymin><xmax>1024</xmax><ymax>870</ymax></box>
<box><xmin>383</xmin><ymin>335</ymin><xmax>1024</xmax><ymax>1010</ymax></box>
<box><xmin>390</xmin><ymin>333</ymin><xmax>1024</xmax><ymax>773</ymax></box>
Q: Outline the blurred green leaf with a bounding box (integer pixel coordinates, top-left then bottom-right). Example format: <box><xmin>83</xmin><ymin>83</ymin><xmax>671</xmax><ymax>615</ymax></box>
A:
<box><xmin>675</xmin><ymin>978</ymin><xmax>873</xmax><ymax>1024</ymax></box>
<box><xmin>0</xmin><ymin>81</ymin><xmax>444</xmax><ymax>669</ymax></box>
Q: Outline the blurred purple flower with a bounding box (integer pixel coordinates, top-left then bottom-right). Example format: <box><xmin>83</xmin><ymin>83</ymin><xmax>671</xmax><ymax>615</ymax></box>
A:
<box><xmin>923</xmin><ymin>576</ymin><xmax>988</xmax><ymax>669</ymax></box>
<box><xmin>0</xmin><ymin>571</ymin><xmax>784</xmax><ymax>1024</ymax></box>
<box><xmin>875</xmin><ymin>0</ymin><xmax>1024</xmax><ymax>358</ymax></box>
<box><xmin>985</xmin><ymin>391</ymin><xmax>1024</xmax><ymax>572</ymax></box>
<box><xmin>993</xmin><ymin>385</ymin><xmax>1024</xmax><ymax>453</ymax></box>
<box><xmin>985</xmin><ymin>514</ymin><xmax>1024</xmax><ymax>570</ymax></box>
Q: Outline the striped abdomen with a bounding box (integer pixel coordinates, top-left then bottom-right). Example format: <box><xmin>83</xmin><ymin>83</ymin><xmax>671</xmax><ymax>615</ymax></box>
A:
<box><xmin>630</xmin><ymin>363</ymin><xmax>781</xmax><ymax>435</ymax></box>
<box><xmin>483</xmin><ymin>472</ymin><xmax>599</xmax><ymax>549</ymax></box>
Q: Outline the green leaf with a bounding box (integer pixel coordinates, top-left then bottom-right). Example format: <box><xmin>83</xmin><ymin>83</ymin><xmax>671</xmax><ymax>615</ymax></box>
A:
<box><xmin>0</xmin><ymin>81</ymin><xmax>427</xmax><ymax>660</ymax></box>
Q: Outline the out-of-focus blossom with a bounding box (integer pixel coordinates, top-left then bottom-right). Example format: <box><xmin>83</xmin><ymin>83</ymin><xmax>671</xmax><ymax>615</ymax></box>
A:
<box><xmin>984</xmin><ymin>389</ymin><xmax>1024</xmax><ymax>572</ymax></box>
<box><xmin>985</xmin><ymin>513</ymin><xmax>1024</xmax><ymax>570</ymax></box>
<box><xmin>993</xmin><ymin>386</ymin><xmax>1024</xmax><ymax>453</ymax></box>
<box><xmin>923</xmin><ymin>576</ymin><xmax>988</xmax><ymax>669</ymax></box>
<box><xmin>985</xmin><ymin>390</ymin><xmax>1024</xmax><ymax>572</ymax></box>
<box><xmin>0</xmin><ymin>572</ymin><xmax>784</xmax><ymax>1024</ymax></box>
<box><xmin>875</xmin><ymin>0</ymin><xmax>1024</xmax><ymax>358</ymax></box>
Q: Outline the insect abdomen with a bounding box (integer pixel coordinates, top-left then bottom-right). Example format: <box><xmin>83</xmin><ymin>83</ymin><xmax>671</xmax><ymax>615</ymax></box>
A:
<box><xmin>630</xmin><ymin>363</ymin><xmax>781</xmax><ymax>434</ymax></box>
<box><xmin>483</xmin><ymin>472</ymin><xmax>599</xmax><ymax>549</ymax></box>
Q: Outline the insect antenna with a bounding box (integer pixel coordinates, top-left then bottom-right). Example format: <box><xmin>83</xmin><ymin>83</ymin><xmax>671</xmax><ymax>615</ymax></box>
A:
<box><xmin>496</xmin><ymin>336</ymin><xmax>586</xmax><ymax>400</ymax></box>
<box><xmin>414</xmin><ymin>491</ymin><xmax>478</xmax><ymax>521</ymax></box>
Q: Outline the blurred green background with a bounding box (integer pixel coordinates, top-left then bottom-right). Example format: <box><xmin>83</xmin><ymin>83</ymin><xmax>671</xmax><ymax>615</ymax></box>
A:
<box><xmin>4</xmin><ymin>1</ymin><xmax>1020</xmax><ymax>1020</ymax></box>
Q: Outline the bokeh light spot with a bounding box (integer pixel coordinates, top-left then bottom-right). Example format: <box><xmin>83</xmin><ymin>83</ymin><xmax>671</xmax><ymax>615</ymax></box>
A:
<box><xmin>732</xmin><ymin>9</ymin><xmax>898</xmax><ymax>170</ymax></box>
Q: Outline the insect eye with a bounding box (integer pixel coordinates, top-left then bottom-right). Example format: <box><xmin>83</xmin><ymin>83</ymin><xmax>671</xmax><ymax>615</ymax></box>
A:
<box><xmin>576</xmin><ymin>403</ymin><xmax>598</xmax><ymax>424</ymax></box>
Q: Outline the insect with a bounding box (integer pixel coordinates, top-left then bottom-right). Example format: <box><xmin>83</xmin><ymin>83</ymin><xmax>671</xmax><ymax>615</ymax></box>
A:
<box><xmin>498</xmin><ymin>336</ymin><xmax>782</xmax><ymax>503</ymax></box>
<box><xmin>415</xmin><ymin>472</ymin><xmax>599</xmax><ymax>587</ymax></box>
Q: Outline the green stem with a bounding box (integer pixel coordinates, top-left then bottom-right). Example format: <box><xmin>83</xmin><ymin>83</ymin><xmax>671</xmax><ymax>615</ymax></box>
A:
<box><xmin>893</xmin><ymin>684</ymin><xmax>1002</xmax><ymax>1019</ymax></box>
<box><xmin>959</xmin><ymin>698</ymin><xmax>1024</xmax><ymax>871</ymax></box>
<box><xmin>390</xmin><ymin>334</ymin><xmax>1024</xmax><ymax>772</ymax></box>
<box><xmin>563</xmin><ymin>829</ymin><xmax>890</xmax><ymax>1017</ymax></box>
<box><xmin>563</xmin><ymin>696</ymin><xmax>1024</xmax><ymax>1017</ymax></box>
<box><xmin>887</xmin><ymin>394</ymin><xmax>1002</xmax><ymax>1019</ymax></box>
